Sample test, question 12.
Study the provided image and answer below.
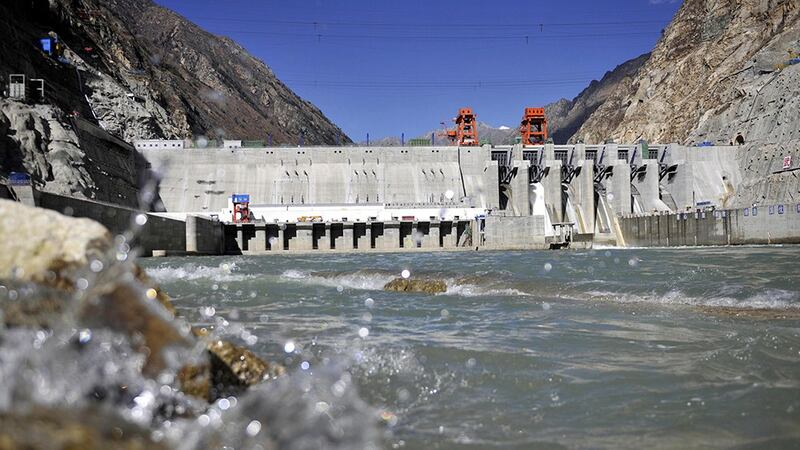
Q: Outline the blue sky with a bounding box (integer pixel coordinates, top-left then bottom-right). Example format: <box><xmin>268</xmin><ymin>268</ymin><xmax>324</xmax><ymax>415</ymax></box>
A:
<box><xmin>155</xmin><ymin>0</ymin><xmax>681</xmax><ymax>141</ymax></box>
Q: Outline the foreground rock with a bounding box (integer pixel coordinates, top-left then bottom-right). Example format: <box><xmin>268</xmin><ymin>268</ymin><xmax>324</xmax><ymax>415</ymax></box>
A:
<box><xmin>384</xmin><ymin>278</ymin><xmax>448</xmax><ymax>294</ymax></box>
<box><xmin>0</xmin><ymin>407</ymin><xmax>169</xmax><ymax>450</ymax></box>
<box><xmin>0</xmin><ymin>200</ymin><xmax>286</xmax><ymax>450</ymax></box>
<box><xmin>0</xmin><ymin>199</ymin><xmax>111</xmax><ymax>290</ymax></box>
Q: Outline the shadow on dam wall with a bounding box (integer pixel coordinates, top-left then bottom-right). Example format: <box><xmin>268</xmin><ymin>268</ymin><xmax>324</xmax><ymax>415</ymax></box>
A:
<box><xmin>30</xmin><ymin>190</ymin><xmax>225</xmax><ymax>256</ymax></box>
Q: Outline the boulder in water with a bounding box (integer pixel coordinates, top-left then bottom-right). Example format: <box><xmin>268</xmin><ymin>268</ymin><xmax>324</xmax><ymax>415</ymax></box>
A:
<box><xmin>179</xmin><ymin>339</ymin><xmax>285</xmax><ymax>402</ymax></box>
<box><xmin>384</xmin><ymin>278</ymin><xmax>447</xmax><ymax>294</ymax></box>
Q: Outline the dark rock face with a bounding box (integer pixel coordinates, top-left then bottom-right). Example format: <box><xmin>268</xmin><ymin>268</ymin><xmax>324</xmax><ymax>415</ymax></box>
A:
<box><xmin>0</xmin><ymin>0</ymin><xmax>350</xmax><ymax>145</ymax></box>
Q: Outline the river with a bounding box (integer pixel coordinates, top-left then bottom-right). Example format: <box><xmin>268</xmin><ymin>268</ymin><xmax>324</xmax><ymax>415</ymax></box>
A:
<box><xmin>143</xmin><ymin>247</ymin><xmax>800</xmax><ymax>449</ymax></box>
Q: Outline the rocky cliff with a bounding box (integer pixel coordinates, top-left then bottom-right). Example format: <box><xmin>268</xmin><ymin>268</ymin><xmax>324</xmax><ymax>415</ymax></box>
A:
<box><xmin>574</xmin><ymin>0</ymin><xmax>799</xmax><ymax>146</ymax></box>
<box><xmin>0</xmin><ymin>0</ymin><xmax>350</xmax><ymax>144</ymax></box>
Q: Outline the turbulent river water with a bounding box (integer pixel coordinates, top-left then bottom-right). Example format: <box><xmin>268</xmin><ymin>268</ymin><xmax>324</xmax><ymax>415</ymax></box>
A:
<box><xmin>142</xmin><ymin>247</ymin><xmax>800</xmax><ymax>449</ymax></box>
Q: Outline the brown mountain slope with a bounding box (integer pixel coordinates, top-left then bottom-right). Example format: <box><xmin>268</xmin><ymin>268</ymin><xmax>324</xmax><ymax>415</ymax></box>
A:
<box><xmin>574</xmin><ymin>0</ymin><xmax>800</xmax><ymax>146</ymax></box>
<box><xmin>0</xmin><ymin>0</ymin><xmax>350</xmax><ymax>145</ymax></box>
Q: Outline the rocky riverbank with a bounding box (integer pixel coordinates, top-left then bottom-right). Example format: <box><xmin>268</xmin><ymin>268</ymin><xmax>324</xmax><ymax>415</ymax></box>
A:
<box><xmin>0</xmin><ymin>199</ymin><xmax>379</xmax><ymax>449</ymax></box>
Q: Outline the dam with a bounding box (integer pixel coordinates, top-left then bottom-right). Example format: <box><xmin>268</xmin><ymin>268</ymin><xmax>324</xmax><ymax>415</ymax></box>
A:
<box><xmin>130</xmin><ymin>140</ymin><xmax>798</xmax><ymax>254</ymax></box>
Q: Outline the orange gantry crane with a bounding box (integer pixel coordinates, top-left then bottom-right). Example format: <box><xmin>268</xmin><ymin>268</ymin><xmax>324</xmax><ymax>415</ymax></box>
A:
<box><xmin>445</xmin><ymin>107</ymin><xmax>479</xmax><ymax>146</ymax></box>
<box><xmin>520</xmin><ymin>107</ymin><xmax>548</xmax><ymax>145</ymax></box>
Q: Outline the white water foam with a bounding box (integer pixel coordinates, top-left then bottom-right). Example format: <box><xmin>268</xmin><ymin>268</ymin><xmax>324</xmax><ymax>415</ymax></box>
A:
<box><xmin>584</xmin><ymin>288</ymin><xmax>800</xmax><ymax>310</ymax></box>
<box><xmin>280</xmin><ymin>269</ymin><xmax>395</xmax><ymax>291</ymax></box>
<box><xmin>147</xmin><ymin>262</ymin><xmax>253</xmax><ymax>283</ymax></box>
<box><xmin>443</xmin><ymin>281</ymin><xmax>530</xmax><ymax>298</ymax></box>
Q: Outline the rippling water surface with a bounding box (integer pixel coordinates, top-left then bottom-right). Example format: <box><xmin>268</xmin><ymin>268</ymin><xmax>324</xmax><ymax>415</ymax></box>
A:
<box><xmin>142</xmin><ymin>247</ymin><xmax>800</xmax><ymax>449</ymax></box>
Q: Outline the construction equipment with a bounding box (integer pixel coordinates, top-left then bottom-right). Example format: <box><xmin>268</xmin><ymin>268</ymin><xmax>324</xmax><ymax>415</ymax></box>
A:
<box><xmin>445</xmin><ymin>108</ymin><xmax>479</xmax><ymax>146</ymax></box>
<box><xmin>520</xmin><ymin>107</ymin><xmax>548</xmax><ymax>145</ymax></box>
<box><xmin>232</xmin><ymin>194</ymin><xmax>251</xmax><ymax>223</ymax></box>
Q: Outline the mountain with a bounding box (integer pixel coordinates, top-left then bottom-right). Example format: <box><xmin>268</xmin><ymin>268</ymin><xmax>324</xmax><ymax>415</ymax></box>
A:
<box><xmin>543</xmin><ymin>53</ymin><xmax>651</xmax><ymax>144</ymax></box>
<box><xmin>0</xmin><ymin>0</ymin><xmax>350</xmax><ymax>145</ymax></box>
<box><xmin>574</xmin><ymin>0</ymin><xmax>800</xmax><ymax>146</ymax></box>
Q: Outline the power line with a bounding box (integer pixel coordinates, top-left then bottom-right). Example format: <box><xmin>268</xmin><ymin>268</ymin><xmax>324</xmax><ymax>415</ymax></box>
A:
<box><xmin>190</xmin><ymin>16</ymin><xmax>667</xmax><ymax>29</ymax></box>
<box><xmin>218</xmin><ymin>30</ymin><xmax>660</xmax><ymax>41</ymax></box>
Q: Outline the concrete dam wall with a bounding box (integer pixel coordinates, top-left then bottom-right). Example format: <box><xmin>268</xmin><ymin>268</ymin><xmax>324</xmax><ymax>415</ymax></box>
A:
<box><xmin>140</xmin><ymin>143</ymin><xmax>756</xmax><ymax>251</ymax></box>
<box><xmin>142</xmin><ymin>146</ymin><xmax>499</xmax><ymax>213</ymax></box>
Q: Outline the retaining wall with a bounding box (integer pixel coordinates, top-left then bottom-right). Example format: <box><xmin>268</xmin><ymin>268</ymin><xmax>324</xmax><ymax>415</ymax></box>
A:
<box><xmin>619</xmin><ymin>203</ymin><xmax>800</xmax><ymax>247</ymax></box>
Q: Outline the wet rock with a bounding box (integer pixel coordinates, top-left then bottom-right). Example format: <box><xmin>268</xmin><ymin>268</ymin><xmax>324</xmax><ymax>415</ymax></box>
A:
<box><xmin>0</xmin><ymin>406</ymin><xmax>169</xmax><ymax>450</ymax></box>
<box><xmin>179</xmin><ymin>339</ymin><xmax>285</xmax><ymax>402</ymax></box>
<box><xmin>0</xmin><ymin>282</ymin><xmax>70</xmax><ymax>329</ymax></box>
<box><xmin>0</xmin><ymin>199</ymin><xmax>111</xmax><ymax>290</ymax></box>
<box><xmin>384</xmin><ymin>278</ymin><xmax>447</xmax><ymax>294</ymax></box>
<box><xmin>80</xmin><ymin>280</ymin><xmax>192</xmax><ymax>376</ymax></box>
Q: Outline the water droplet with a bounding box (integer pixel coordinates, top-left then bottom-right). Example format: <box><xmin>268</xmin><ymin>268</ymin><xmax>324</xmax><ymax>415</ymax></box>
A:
<box><xmin>337</xmin><ymin>285</ymin><xmax>344</xmax><ymax>293</ymax></box>
<box><xmin>362</xmin><ymin>312</ymin><xmax>373</xmax><ymax>322</ymax></box>
<box><xmin>218</xmin><ymin>398</ymin><xmax>231</xmax><ymax>410</ymax></box>
<box><xmin>542</xmin><ymin>302</ymin><xmax>551</xmax><ymax>310</ymax></box>
<box><xmin>358</xmin><ymin>327</ymin><xmax>369</xmax><ymax>338</ymax></box>
<box><xmin>300</xmin><ymin>361</ymin><xmax>310</xmax><ymax>370</ymax></box>
<box><xmin>200</xmin><ymin>306</ymin><xmax>216</xmax><ymax>318</ymax></box>
<box><xmin>364</xmin><ymin>298</ymin><xmax>374</xmax><ymax>308</ymax></box>
<box><xmin>315</xmin><ymin>401</ymin><xmax>330</xmax><ymax>413</ymax></box>
<box><xmin>246</xmin><ymin>420</ymin><xmax>262</xmax><ymax>436</ymax></box>
<box><xmin>397</xmin><ymin>388</ymin><xmax>410</xmax><ymax>402</ymax></box>
<box><xmin>76</xmin><ymin>278</ymin><xmax>89</xmax><ymax>290</ymax></box>
<box><xmin>466</xmin><ymin>357</ymin><xmax>476</xmax><ymax>368</ymax></box>
<box><xmin>135</xmin><ymin>214</ymin><xmax>148</xmax><ymax>226</ymax></box>
<box><xmin>198</xmin><ymin>414</ymin><xmax>210</xmax><ymax>426</ymax></box>
<box><xmin>246</xmin><ymin>335</ymin><xmax>258</xmax><ymax>346</ymax></box>
<box><xmin>259</xmin><ymin>314</ymin><xmax>269</xmax><ymax>323</ymax></box>
<box><xmin>607</xmin><ymin>193</ymin><xmax>614</xmax><ymax>201</ymax></box>
<box><xmin>146</xmin><ymin>288</ymin><xmax>158</xmax><ymax>300</ymax></box>
<box><xmin>445</xmin><ymin>189</ymin><xmax>455</xmax><ymax>200</ymax></box>
<box><xmin>78</xmin><ymin>329</ymin><xmax>92</xmax><ymax>344</ymax></box>
<box><xmin>284</xmin><ymin>341</ymin><xmax>296</xmax><ymax>353</ymax></box>
<box><xmin>543</xmin><ymin>262</ymin><xmax>552</xmax><ymax>272</ymax></box>
<box><xmin>628</xmin><ymin>257</ymin><xmax>639</xmax><ymax>267</ymax></box>
<box><xmin>89</xmin><ymin>260</ymin><xmax>104</xmax><ymax>272</ymax></box>
<box><xmin>401</xmin><ymin>269</ymin><xmax>411</xmax><ymax>279</ymax></box>
<box><xmin>440</xmin><ymin>309</ymin><xmax>450</xmax><ymax>319</ymax></box>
